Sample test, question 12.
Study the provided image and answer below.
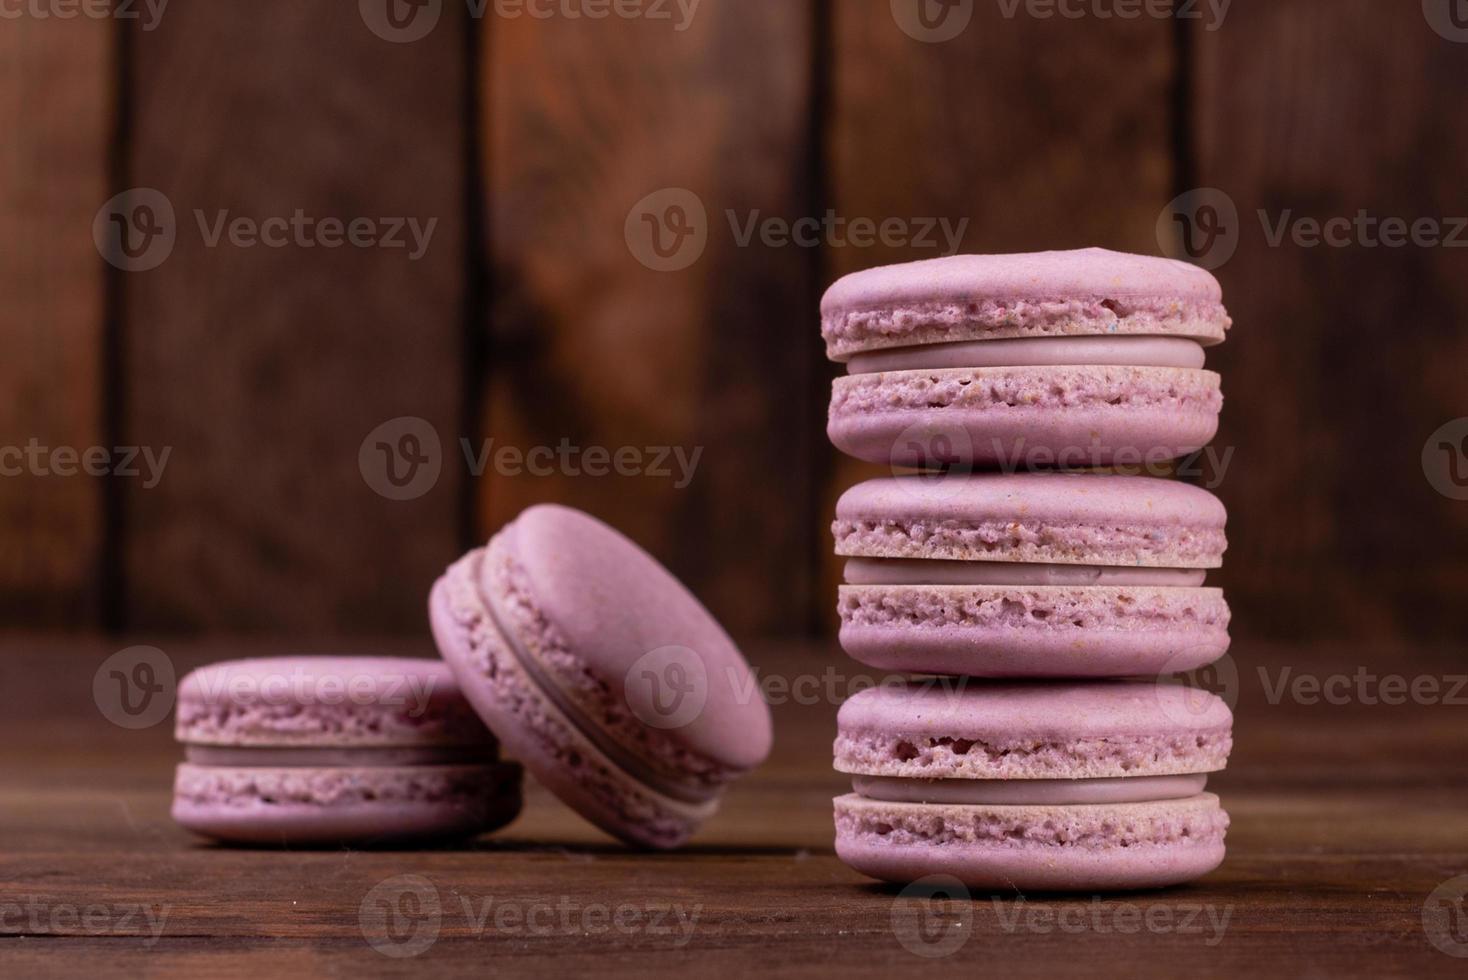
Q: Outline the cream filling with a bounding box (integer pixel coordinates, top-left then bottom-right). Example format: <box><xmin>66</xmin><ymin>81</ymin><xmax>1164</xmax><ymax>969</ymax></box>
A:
<box><xmin>846</xmin><ymin>335</ymin><xmax>1207</xmax><ymax>375</ymax></box>
<box><xmin>480</xmin><ymin>562</ymin><xmax>720</xmax><ymax>806</ymax></box>
<box><xmin>852</xmin><ymin>773</ymin><xmax>1209</xmax><ymax>806</ymax></box>
<box><xmin>843</xmin><ymin>557</ymin><xmax>1206</xmax><ymax>588</ymax></box>
<box><xmin>183</xmin><ymin>745</ymin><xmax>493</xmax><ymax>767</ymax></box>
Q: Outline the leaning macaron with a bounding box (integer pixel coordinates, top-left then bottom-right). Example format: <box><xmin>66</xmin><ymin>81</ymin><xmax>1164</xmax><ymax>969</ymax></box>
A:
<box><xmin>172</xmin><ymin>657</ymin><xmax>521</xmax><ymax>845</ymax></box>
<box><xmin>823</xmin><ymin>248</ymin><xmax>1230</xmax><ymax>467</ymax></box>
<box><xmin>429</xmin><ymin>505</ymin><xmax>773</xmax><ymax>849</ymax></box>
<box><xmin>833</xmin><ymin>680</ymin><xmax>1232</xmax><ymax>891</ymax></box>
<box><xmin>835</xmin><ymin>472</ymin><xmax>1229</xmax><ymax>677</ymax></box>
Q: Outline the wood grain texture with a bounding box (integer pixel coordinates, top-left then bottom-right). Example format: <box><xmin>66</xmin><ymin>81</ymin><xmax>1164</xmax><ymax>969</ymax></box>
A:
<box><xmin>1193</xmin><ymin>0</ymin><xmax>1468</xmax><ymax>643</ymax></box>
<box><xmin>121</xmin><ymin>3</ymin><xmax>469</xmax><ymax>633</ymax></box>
<box><xmin>820</xmin><ymin>6</ymin><xmax>1179</xmax><ymax>627</ymax></box>
<box><xmin>0</xmin><ymin>17</ymin><xmax>111</xmax><ymax>625</ymax></box>
<box><xmin>3</xmin><ymin>637</ymin><xmax>1467</xmax><ymax>977</ymax></box>
<box><xmin>481</xmin><ymin>0</ymin><xmax>823</xmax><ymax>636</ymax></box>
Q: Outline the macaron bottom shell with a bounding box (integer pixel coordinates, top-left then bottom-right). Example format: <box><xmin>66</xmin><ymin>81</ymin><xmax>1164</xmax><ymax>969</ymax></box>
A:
<box><xmin>833</xmin><ymin>792</ymin><xmax>1228</xmax><ymax>892</ymax></box>
<box><xmin>829</xmin><ymin>365</ymin><xmax>1220</xmax><ymax>468</ymax></box>
<box><xmin>430</xmin><ymin>556</ymin><xmax>718</xmax><ymax>850</ymax></box>
<box><xmin>172</xmin><ymin>762</ymin><xmax>522</xmax><ymax>847</ymax></box>
<box><xmin>838</xmin><ymin>584</ymin><xmax>1230</xmax><ymax>678</ymax></box>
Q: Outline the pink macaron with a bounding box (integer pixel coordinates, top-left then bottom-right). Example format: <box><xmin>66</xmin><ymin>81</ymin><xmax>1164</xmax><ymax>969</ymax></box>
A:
<box><xmin>833</xmin><ymin>680</ymin><xmax>1233</xmax><ymax>891</ymax></box>
<box><xmin>834</xmin><ymin>472</ymin><xmax>1229</xmax><ymax>678</ymax></box>
<box><xmin>822</xmin><ymin>248</ymin><xmax>1230</xmax><ymax>468</ymax></box>
<box><xmin>172</xmin><ymin>657</ymin><xmax>521</xmax><ymax>845</ymax></box>
<box><xmin>429</xmin><ymin>504</ymin><xmax>773</xmax><ymax>849</ymax></box>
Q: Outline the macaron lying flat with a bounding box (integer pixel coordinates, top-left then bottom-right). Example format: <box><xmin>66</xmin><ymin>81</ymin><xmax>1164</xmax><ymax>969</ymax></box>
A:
<box><xmin>835</xmin><ymin>472</ymin><xmax>1229</xmax><ymax>677</ymax></box>
<box><xmin>822</xmin><ymin>248</ymin><xmax>1230</xmax><ymax>467</ymax></box>
<box><xmin>173</xmin><ymin>657</ymin><xmax>521</xmax><ymax>845</ymax></box>
<box><xmin>430</xmin><ymin>505</ymin><xmax>773</xmax><ymax>849</ymax></box>
<box><xmin>833</xmin><ymin>680</ymin><xmax>1232</xmax><ymax>891</ymax></box>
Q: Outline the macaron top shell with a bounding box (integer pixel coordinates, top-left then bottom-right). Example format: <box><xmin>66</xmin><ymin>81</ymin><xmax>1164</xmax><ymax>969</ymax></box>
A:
<box><xmin>490</xmin><ymin>505</ymin><xmax>773</xmax><ymax>775</ymax></box>
<box><xmin>175</xmin><ymin>656</ymin><xmax>495</xmax><ymax>748</ymax></box>
<box><xmin>834</xmin><ymin>473</ymin><xmax>1227</xmax><ymax>568</ymax></box>
<box><xmin>821</xmin><ymin>248</ymin><xmax>1231</xmax><ymax>360</ymax></box>
<box><xmin>835</xmin><ymin>680</ymin><xmax>1232</xmax><ymax>781</ymax></box>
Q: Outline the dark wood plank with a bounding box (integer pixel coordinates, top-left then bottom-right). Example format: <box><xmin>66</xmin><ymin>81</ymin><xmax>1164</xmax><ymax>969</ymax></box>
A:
<box><xmin>3</xmin><ymin>637</ymin><xmax>1467</xmax><ymax>977</ymax></box>
<box><xmin>119</xmin><ymin>3</ymin><xmax>470</xmax><ymax>634</ymax></box>
<box><xmin>481</xmin><ymin>0</ymin><xmax>822</xmax><ymax>636</ymax></box>
<box><xmin>821</xmin><ymin>7</ymin><xmax>1180</xmax><ymax>622</ymax></box>
<box><xmin>1192</xmin><ymin>0</ymin><xmax>1468</xmax><ymax>642</ymax></box>
<box><xmin>0</xmin><ymin>17</ymin><xmax>110</xmax><ymax>626</ymax></box>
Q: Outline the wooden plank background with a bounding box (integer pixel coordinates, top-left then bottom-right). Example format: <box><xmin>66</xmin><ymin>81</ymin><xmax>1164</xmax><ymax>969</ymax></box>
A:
<box><xmin>0</xmin><ymin>16</ymin><xmax>111</xmax><ymax>626</ymax></box>
<box><xmin>1195</xmin><ymin>0</ymin><xmax>1468</xmax><ymax>643</ymax></box>
<box><xmin>121</xmin><ymin>1</ymin><xmax>469</xmax><ymax>635</ymax></box>
<box><xmin>3</xmin><ymin>1</ymin><xmax>1466</xmax><ymax>645</ymax></box>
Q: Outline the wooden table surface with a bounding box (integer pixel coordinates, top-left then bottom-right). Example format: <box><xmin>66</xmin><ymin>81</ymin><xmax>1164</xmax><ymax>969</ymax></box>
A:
<box><xmin>3</xmin><ymin>636</ymin><xmax>1467</xmax><ymax>978</ymax></box>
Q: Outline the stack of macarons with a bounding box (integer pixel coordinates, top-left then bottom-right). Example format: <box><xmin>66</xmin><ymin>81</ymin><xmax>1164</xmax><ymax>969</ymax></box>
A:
<box><xmin>172</xmin><ymin>506</ymin><xmax>772</xmax><ymax>849</ymax></box>
<box><xmin>172</xmin><ymin>657</ymin><xmax>522</xmax><ymax>845</ymax></box>
<box><xmin>821</xmin><ymin>248</ymin><xmax>1235</xmax><ymax>891</ymax></box>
